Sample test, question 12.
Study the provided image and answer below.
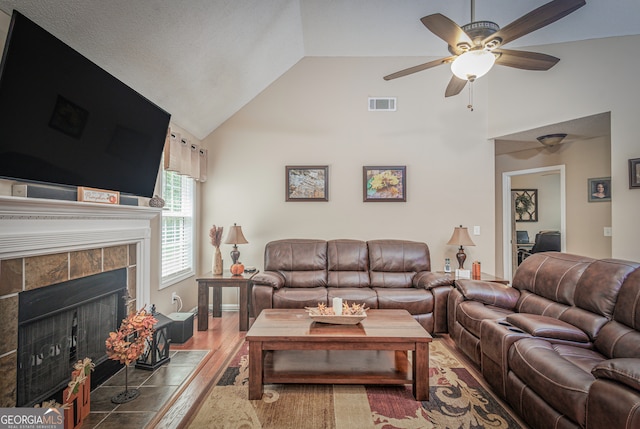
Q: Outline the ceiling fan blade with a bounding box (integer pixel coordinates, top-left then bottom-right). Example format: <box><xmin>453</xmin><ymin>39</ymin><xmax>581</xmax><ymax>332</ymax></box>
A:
<box><xmin>420</xmin><ymin>14</ymin><xmax>472</xmax><ymax>55</ymax></box>
<box><xmin>494</xmin><ymin>49</ymin><xmax>560</xmax><ymax>70</ymax></box>
<box><xmin>483</xmin><ymin>0</ymin><xmax>585</xmax><ymax>47</ymax></box>
<box><xmin>445</xmin><ymin>75</ymin><xmax>467</xmax><ymax>97</ymax></box>
<box><xmin>383</xmin><ymin>56</ymin><xmax>456</xmax><ymax>81</ymax></box>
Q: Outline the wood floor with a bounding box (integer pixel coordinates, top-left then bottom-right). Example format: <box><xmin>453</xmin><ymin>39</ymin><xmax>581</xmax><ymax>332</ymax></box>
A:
<box><xmin>148</xmin><ymin>311</ymin><xmax>244</xmax><ymax>429</ymax></box>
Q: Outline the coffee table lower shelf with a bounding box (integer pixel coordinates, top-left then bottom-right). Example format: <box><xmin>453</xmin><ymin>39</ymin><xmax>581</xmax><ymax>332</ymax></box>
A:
<box><xmin>263</xmin><ymin>349</ymin><xmax>413</xmax><ymax>386</ymax></box>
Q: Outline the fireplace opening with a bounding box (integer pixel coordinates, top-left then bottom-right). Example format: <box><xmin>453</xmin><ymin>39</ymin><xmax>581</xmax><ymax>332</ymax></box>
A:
<box><xmin>17</xmin><ymin>269</ymin><xmax>127</xmax><ymax>406</ymax></box>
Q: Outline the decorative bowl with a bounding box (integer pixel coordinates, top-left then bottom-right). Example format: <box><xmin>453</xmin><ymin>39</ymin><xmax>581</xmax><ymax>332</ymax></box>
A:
<box><xmin>305</xmin><ymin>307</ymin><xmax>367</xmax><ymax>325</ymax></box>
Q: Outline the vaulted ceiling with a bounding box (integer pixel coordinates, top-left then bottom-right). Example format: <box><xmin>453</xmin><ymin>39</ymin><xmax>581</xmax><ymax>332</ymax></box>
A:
<box><xmin>1</xmin><ymin>1</ymin><xmax>638</xmax><ymax>140</ymax></box>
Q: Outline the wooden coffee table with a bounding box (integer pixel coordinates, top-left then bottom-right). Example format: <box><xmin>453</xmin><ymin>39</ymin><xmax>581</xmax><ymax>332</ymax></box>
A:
<box><xmin>245</xmin><ymin>308</ymin><xmax>432</xmax><ymax>400</ymax></box>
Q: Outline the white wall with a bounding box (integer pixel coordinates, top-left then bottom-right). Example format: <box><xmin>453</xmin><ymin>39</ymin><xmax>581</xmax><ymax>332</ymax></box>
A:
<box><xmin>488</xmin><ymin>35</ymin><xmax>639</xmax><ymax>262</ymax></box>
<box><xmin>201</xmin><ymin>57</ymin><xmax>497</xmax><ymax>279</ymax></box>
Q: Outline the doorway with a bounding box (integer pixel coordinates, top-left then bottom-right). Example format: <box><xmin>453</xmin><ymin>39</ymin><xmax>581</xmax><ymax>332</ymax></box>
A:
<box><xmin>502</xmin><ymin>165</ymin><xmax>566</xmax><ymax>280</ymax></box>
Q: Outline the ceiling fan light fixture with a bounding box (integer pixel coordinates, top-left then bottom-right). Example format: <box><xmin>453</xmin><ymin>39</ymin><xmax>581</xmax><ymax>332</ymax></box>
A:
<box><xmin>451</xmin><ymin>50</ymin><xmax>496</xmax><ymax>81</ymax></box>
<box><xmin>537</xmin><ymin>133</ymin><xmax>567</xmax><ymax>147</ymax></box>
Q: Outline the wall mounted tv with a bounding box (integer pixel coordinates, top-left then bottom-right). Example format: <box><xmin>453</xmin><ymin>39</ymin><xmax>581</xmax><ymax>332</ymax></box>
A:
<box><xmin>0</xmin><ymin>10</ymin><xmax>170</xmax><ymax>198</ymax></box>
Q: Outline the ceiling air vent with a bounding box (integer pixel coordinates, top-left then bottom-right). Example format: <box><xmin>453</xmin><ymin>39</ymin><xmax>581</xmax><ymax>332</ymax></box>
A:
<box><xmin>368</xmin><ymin>97</ymin><xmax>396</xmax><ymax>111</ymax></box>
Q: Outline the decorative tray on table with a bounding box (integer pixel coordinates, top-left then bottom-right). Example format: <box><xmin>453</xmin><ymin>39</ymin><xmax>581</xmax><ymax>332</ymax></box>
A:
<box><xmin>305</xmin><ymin>302</ymin><xmax>368</xmax><ymax>325</ymax></box>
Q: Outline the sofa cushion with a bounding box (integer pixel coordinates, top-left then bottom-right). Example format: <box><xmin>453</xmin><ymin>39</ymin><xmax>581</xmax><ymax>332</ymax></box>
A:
<box><xmin>506</xmin><ymin>313</ymin><xmax>590</xmax><ymax>343</ymax></box>
<box><xmin>512</xmin><ymin>253</ymin><xmax>593</xmax><ymax>307</ymax></box>
<box><xmin>508</xmin><ymin>338</ymin><xmax>604</xmax><ymax>427</ymax></box>
<box><xmin>574</xmin><ymin>259</ymin><xmax>639</xmax><ymax>319</ymax></box>
<box><xmin>327</xmin><ymin>287</ymin><xmax>378</xmax><ymax>309</ymax></box>
<box><xmin>375</xmin><ymin>287</ymin><xmax>432</xmax><ymax>315</ymax></box>
<box><xmin>368</xmin><ymin>240</ymin><xmax>430</xmax><ymax>288</ymax></box>
<box><xmin>264</xmin><ymin>239</ymin><xmax>328</xmax><ymax>288</ymax></box>
<box><xmin>327</xmin><ymin>240</ymin><xmax>370</xmax><ymax>287</ymax></box>
<box><xmin>272</xmin><ymin>287</ymin><xmax>327</xmax><ymax>308</ymax></box>
<box><xmin>592</xmin><ymin>358</ymin><xmax>640</xmax><ymax>391</ymax></box>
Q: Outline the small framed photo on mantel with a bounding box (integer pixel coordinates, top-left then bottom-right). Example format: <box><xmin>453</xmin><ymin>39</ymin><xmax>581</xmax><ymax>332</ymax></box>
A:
<box><xmin>77</xmin><ymin>186</ymin><xmax>120</xmax><ymax>204</ymax></box>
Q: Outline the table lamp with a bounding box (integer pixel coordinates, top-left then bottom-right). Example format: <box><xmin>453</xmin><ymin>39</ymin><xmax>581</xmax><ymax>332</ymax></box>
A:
<box><xmin>447</xmin><ymin>225</ymin><xmax>475</xmax><ymax>269</ymax></box>
<box><xmin>224</xmin><ymin>223</ymin><xmax>248</xmax><ymax>264</ymax></box>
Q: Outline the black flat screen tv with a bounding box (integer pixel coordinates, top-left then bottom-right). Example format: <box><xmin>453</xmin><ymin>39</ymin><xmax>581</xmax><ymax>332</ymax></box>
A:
<box><xmin>0</xmin><ymin>10</ymin><xmax>170</xmax><ymax>198</ymax></box>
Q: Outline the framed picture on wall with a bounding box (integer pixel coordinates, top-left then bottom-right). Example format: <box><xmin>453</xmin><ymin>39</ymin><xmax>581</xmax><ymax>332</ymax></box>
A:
<box><xmin>629</xmin><ymin>158</ymin><xmax>640</xmax><ymax>189</ymax></box>
<box><xmin>285</xmin><ymin>165</ymin><xmax>328</xmax><ymax>201</ymax></box>
<box><xmin>363</xmin><ymin>166</ymin><xmax>406</xmax><ymax>202</ymax></box>
<box><xmin>588</xmin><ymin>177</ymin><xmax>611</xmax><ymax>202</ymax></box>
<box><xmin>512</xmin><ymin>189</ymin><xmax>538</xmax><ymax>222</ymax></box>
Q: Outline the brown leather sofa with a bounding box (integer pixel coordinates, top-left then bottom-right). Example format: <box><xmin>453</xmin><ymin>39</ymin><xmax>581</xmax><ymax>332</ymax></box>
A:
<box><xmin>250</xmin><ymin>239</ymin><xmax>453</xmax><ymax>332</ymax></box>
<box><xmin>448</xmin><ymin>252</ymin><xmax>640</xmax><ymax>429</ymax></box>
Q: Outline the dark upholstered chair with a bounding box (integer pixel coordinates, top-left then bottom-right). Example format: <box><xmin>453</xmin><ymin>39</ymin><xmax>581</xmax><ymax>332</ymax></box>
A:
<box><xmin>518</xmin><ymin>231</ymin><xmax>560</xmax><ymax>262</ymax></box>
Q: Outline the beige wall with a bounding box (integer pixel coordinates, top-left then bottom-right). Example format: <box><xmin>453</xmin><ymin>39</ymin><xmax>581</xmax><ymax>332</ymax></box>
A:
<box><xmin>488</xmin><ymin>35</ymin><xmax>639</xmax><ymax>263</ymax></box>
<box><xmin>200</xmin><ymin>57</ymin><xmax>497</xmax><ymax>278</ymax></box>
<box><xmin>496</xmin><ymin>135</ymin><xmax>612</xmax><ymax>275</ymax></box>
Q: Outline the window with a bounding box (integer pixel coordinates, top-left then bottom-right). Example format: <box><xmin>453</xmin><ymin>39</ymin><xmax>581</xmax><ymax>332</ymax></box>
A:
<box><xmin>161</xmin><ymin>169</ymin><xmax>195</xmax><ymax>286</ymax></box>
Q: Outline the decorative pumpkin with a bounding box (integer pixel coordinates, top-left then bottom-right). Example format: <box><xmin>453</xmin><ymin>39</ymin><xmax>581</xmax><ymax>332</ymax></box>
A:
<box><xmin>230</xmin><ymin>263</ymin><xmax>245</xmax><ymax>275</ymax></box>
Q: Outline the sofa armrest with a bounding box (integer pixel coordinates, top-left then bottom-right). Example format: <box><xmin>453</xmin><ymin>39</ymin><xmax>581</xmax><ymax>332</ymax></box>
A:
<box><xmin>506</xmin><ymin>313</ymin><xmax>590</xmax><ymax>343</ymax></box>
<box><xmin>455</xmin><ymin>279</ymin><xmax>520</xmax><ymax>310</ymax></box>
<box><xmin>251</xmin><ymin>271</ymin><xmax>285</xmax><ymax>289</ymax></box>
<box><xmin>413</xmin><ymin>271</ymin><xmax>454</xmax><ymax>289</ymax></box>
<box><xmin>592</xmin><ymin>358</ymin><xmax>640</xmax><ymax>391</ymax></box>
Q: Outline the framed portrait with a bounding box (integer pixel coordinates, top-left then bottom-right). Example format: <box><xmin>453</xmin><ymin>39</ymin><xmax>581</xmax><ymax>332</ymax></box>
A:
<box><xmin>588</xmin><ymin>177</ymin><xmax>611</xmax><ymax>202</ymax></box>
<box><xmin>363</xmin><ymin>166</ymin><xmax>406</xmax><ymax>202</ymax></box>
<box><xmin>285</xmin><ymin>165</ymin><xmax>328</xmax><ymax>201</ymax></box>
<box><xmin>512</xmin><ymin>189</ymin><xmax>538</xmax><ymax>222</ymax></box>
<box><xmin>629</xmin><ymin>158</ymin><xmax>640</xmax><ymax>189</ymax></box>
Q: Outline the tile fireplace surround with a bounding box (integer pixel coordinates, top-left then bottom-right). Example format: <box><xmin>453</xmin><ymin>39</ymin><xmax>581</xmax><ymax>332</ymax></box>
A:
<box><xmin>0</xmin><ymin>195</ymin><xmax>160</xmax><ymax>407</ymax></box>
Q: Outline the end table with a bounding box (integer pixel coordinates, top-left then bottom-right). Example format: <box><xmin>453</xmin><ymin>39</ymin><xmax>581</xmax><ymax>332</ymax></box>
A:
<box><xmin>197</xmin><ymin>271</ymin><xmax>258</xmax><ymax>331</ymax></box>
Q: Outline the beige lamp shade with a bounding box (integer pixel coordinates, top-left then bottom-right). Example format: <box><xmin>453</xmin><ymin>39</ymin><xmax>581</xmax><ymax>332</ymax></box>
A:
<box><xmin>447</xmin><ymin>225</ymin><xmax>475</xmax><ymax>270</ymax></box>
<box><xmin>446</xmin><ymin>226</ymin><xmax>475</xmax><ymax>247</ymax></box>
<box><xmin>224</xmin><ymin>224</ymin><xmax>248</xmax><ymax>245</ymax></box>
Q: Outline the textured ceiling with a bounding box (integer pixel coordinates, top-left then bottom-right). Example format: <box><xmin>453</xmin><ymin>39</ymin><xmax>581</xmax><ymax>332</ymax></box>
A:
<box><xmin>0</xmin><ymin>1</ymin><xmax>638</xmax><ymax>140</ymax></box>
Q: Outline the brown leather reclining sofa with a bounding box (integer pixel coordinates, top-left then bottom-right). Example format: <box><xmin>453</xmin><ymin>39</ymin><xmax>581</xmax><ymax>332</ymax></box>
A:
<box><xmin>448</xmin><ymin>252</ymin><xmax>640</xmax><ymax>429</ymax></box>
<box><xmin>250</xmin><ymin>239</ymin><xmax>453</xmax><ymax>332</ymax></box>
<box><xmin>250</xmin><ymin>239</ymin><xmax>640</xmax><ymax>428</ymax></box>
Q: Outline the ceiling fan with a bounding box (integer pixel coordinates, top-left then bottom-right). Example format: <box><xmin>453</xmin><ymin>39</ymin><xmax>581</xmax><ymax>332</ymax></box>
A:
<box><xmin>384</xmin><ymin>0</ymin><xmax>586</xmax><ymax>98</ymax></box>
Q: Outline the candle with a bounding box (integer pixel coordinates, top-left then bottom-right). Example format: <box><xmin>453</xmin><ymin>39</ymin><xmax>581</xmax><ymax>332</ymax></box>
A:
<box><xmin>333</xmin><ymin>297</ymin><xmax>343</xmax><ymax>315</ymax></box>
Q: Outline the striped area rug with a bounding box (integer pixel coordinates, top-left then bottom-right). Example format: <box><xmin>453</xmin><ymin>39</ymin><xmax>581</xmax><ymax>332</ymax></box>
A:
<box><xmin>187</xmin><ymin>339</ymin><xmax>526</xmax><ymax>429</ymax></box>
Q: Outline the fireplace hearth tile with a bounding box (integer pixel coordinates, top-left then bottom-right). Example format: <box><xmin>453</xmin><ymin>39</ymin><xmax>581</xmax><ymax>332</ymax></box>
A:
<box><xmin>0</xmin><ymin>295</ymin><xmax>18</xmax><ymax>355</ymax></box>
<box><xmin>25</xmin><ymin>253</ymin><xmax>68</xmax><ymax>290</ymax></box>
<box><xmin>70</xmin><ymin>248</ymin><xmax>102</xmax><ymax>279</ymax></box>
<box><xmin>0</xmin><ymin>351</ymin><xmax>17</xmax><ymax>407</ymax></box>
<box><xmin>101</xmin><ymin>367</ymin><xmax>154</xmax><ymax>388</ymax></box>
<box><xmin>87</xmin><ymin>386</ymin><xmax>122</xmax><ymax>412</ymax></box>
<box><xmin>85</xmin><ymin>411</ymin><xmax>156</xmax><ymax>429</ymax></box>
<box><xmin>168</xmin><ymin>349</ymin><xmax>208</xmax><ymax>366</ymax></box>
<box><xmin>114</xmin><ymin>386</ymin><xmax>177</xmax><ymax>412</ymax></box>
<box><xmin>0</xmin><ymin>258</ymin><xmax>22</xmax><ymax>295</ymax></box>
<box><xmin>142</xmin><ymin>365</ymin><xmax>192</xmax><ymax>386</ymax></box>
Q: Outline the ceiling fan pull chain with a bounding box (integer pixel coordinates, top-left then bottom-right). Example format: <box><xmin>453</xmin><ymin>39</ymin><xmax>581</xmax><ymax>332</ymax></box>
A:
<box><xmin>467</xmin><ymin>81</ymin><xmax>474</xmax><ymax>111</ymax></box>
